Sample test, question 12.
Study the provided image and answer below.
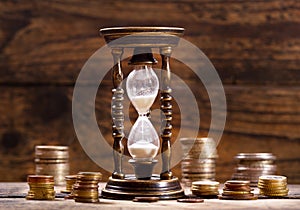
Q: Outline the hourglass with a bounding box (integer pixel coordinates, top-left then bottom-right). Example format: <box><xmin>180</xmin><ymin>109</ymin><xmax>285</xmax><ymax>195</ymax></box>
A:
<box><xmin>100</xmin><ymin>27</ymin><xmax>185</xmax><ymax>199</ymax></box>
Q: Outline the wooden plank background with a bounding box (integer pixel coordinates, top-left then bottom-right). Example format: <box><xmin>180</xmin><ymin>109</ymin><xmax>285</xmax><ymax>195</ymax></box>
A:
<box><xmin>0</xmin><ymin>0</ymin><xmax>299</xmax><ymax>183</ymax></box>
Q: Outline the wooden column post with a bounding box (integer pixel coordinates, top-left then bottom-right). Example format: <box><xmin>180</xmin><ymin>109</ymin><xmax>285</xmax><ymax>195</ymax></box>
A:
<box><xmin>111</xmin><ymin>48</ymin><xmax>125</xmax><ymax>179</ymax></box>
<box><xmin>160</xmin><ymin>46</ymin><xmax>173</xmax><ymax>180</ymax></box>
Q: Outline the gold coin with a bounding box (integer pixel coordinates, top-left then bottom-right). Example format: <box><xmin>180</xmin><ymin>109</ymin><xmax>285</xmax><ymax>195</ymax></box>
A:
<box><xmin>77</xmin><ymin>172</ymin><xmax>102</xmax><ymax>180</ymax></box>
<box><xmin>73</xmin><ymin>188</ymin><xmax>99</xmax><ymax>197</ymax></box>
<box><xmin>258</xmin><ymin>181</ymin><xmax>287</xmax><ymax>186</ymax></box>
<box><xmin>259</xmin><ymin>175</ymin><xmax>287</xmax><ymax>182</ymax></box>
<box><xmin>258</xmin><ymin>184</ymin><xmax>287</xmax><ymax>189</ymax></box>
<box><xmin>258</xmin><ymin>186</ymin><xmax>287</xmax><ymax>191</ymax></box>
<box><xmin>258</xmin><ymin>187</ymin><xmax>287</xmax><ymax>192</ymax></box>
<box><xmin>26</xmin><ymin>191</ymin><xmax>55</xmax><ymax>200</ymax></box>
<box><xmin>258</xmin><ymin>185</ymin><xmax>287</xmax><ymax>190</ymax></box>
<box><xmin>225</xmin><ymin>180</ymin><xmax>250</xmax><ymax>185</ymax></box>
<box><xmin>260</xmin><ymin>192</ymin><xmax>288</xmax><ymax>197</ymax></box>
<box><xmin>26</xmin><ymin>195</ymin><xmax>55</xmax><ymax>200</ymax></box>
<box><xmin>74</xmin><ymin>194</ymin><xmax>99</xmax><ymax>198</ymax></box>
<box><xmin>29</xmin><ymin>183</ymin><xmax>55</xmax><ymax>186</ymax></box>
<box><xmin>218</xmin><ymin>194</ymin><xmax>257</xmax><ymax>200</ymax></box>
<box><xmin>222</xmin><ymin>190</ymin><xmax>252</xmax><ymax>195</ymax></box>
<box><xmin>192</xmin><ymin>187</ymin><xmax>219</xmax><ymax>192</ymax></box>
<box><xmin>258</xmin><ymin>182</ymin><xmax>287</xmax><ymax>187</ymax></box>
<box><xmin>259</xmin><ymin>188</ymin><xmax>289</xmax><ymax>194</ymax></box>
<box><xmin>258</xmin><ymin>180</ymin><xmax>286</xmax><ymax>185</ymax></box>
<box><xmin>28</xmin><ymin>189</ymin><xmax>55</xmax><ymax>194</ymax></box>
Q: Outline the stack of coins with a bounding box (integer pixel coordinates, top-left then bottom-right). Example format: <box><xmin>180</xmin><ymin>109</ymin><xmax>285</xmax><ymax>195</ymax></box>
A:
<box><xmin>191</xmin><ymin>180</ymin><xmax>219</xmax><ymax>197</ymax></box>
<box><xmin>258</xmin><ymin>175</ymin><xmax>289</xmax><ymax>197</ymax></box>
<box><xmin>219</xmin><ymin>180</ymin><xmax>257</xmax><ymax>200</ymax></box>
<box><xmin>180</xmin><ymin>138</ymin><xmax>218</xmax><ymax>186</ymax></box>
<box><xmin>26</xmin><ymin>175</ymin><xmax>55</xmax><ymax>200</ymax></box>
<box><xmin>73</xmin><ymin>172</ymin><xmax>102</xmax><ymax>203</ymax></box>
<box><xmin>61</xmin><ymin>175</ymin><xmax>77</xmax><ymax>194</ymax></box>
<box><xmin>232</xmin><ymin>153</ymin><xmax>277</xmax><ymax>186</ymax></box>
<box><xmin>35</xmin><ymin>145</ymin><xmax>69</xmax><ymax>185</ymax></box>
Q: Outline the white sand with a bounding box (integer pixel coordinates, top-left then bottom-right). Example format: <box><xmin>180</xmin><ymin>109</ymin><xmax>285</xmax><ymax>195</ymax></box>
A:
<box><xmin>131</xmin><ymin>95</ymin><xmax>156</xmax><ymax>114</ymax></box>
<box><xmin>128</xmin><ymin>142</ymin><xmax>159</xmax><ymax>159</ymax></box>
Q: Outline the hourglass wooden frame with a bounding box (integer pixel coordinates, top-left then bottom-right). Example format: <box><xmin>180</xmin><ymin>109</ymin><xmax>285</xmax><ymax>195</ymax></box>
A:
<box><xmin>100</xmin><ymin>27</ymin><xmax>185</xmax><ymax>200</ymax></box>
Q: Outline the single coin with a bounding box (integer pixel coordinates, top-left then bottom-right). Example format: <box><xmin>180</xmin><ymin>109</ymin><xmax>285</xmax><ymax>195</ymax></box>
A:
<box><xmin>65</xmin><ymin>175</ymin><xmax>77</xmax><ymax>180</ymax></box>
<box><xmin>77</xmin><ymin>172</ymin><xmax>102</xmax><ymax>181</ymax></box>
<box><xmin>260</xmin><ymin>192</ymin><xmax>288</xmax><ymax>197</ymax></box>
<box><xmin>35</xmin><ymin>145</ymin><xmax>68</xmax><ymax>150</ymax></box>
<box><xmin>35</xmin><ymin>145</ymin><xmax>69</xmax><ymax>159</ymax></box>
<box><xmin>259</xmin><ymin>175</ymin><xmax>287</xmax><ymax>182</ymax></box>
<box><xmin>192</xmin><ymin>180</ymin><xmax>220</xmax><ymax>186</ymax></box>
<box><xmin>222</xmin><ymin>191</ymin><xmax>252</xmax><ymax>196</ymax></box>
<box><xmin>258</xmin><ymin>187</ymin><xmax>288</xmax><ymax>192</ymax></box>
<box><xmin>27</xmin><ymin>175</ymin><xmax>54</xmax><ymax>183</ymax></box>
<box><xmin>133</xmin><ymin>197</ymin><xmax>159</xmax><ymax>202</ymax></box>
<box><xmin>219</xmin><ymin>194</ymin><xmax>257</xmax><ymax>200</ymax></box>
<box><xmin>258</xmin><ymin>186</ymin><xmax>287</xmax><ymax>191</ymax></box>
<box><xmin>74</xmin><ymin>191</ymin><xmax>99</xmax><ymax>197</ymax></box>
<box><xmin>192</xmin><ymin>186</ymin><xmax>219</xmax><ymax>190</ymax></box>
<box><xmin>259</xmin><ymin>181</ymin><xmax>287</xmax><ymax>185</ymax></box>
<box><xmin>192</xmin><ymin>191</ymin><xmax>219</xmax><ymax>196</ymax></box>
<box><xmin>225</xmin><ymin>180</ymin><xmax>250</xmax><ymax>185</ymax></box>
<box><xmin>235</xmin><ymin>153</ymin><xmax>276</xmax><ymax>160</ymax></box>
<box><xmin>61</xmin><ymin>189</ymin><xmax>71</xmax><ymax>194</ymax></box>
<box><xmin>35</xmin><ymin>159</ymin><xmax>68</xmax><ymax>164</ymax></box>
<box><xmin>192</xmin><ymin>189</ymin><xmax>219</xmax><ymax>193</ymax></box>
<box><xmin>177</xmin><ymin>198</ymin><xmax>204</xmax><ymax>203</ymax></box>
<box><xmin>74</xmin><ymin>198</ymin><xmax>99</xmax><ymax>203</ymax></box>
<box><xmin>73</xmin><ymin>184</ymin><xmax>99</xmax><ymax>189</ymax></box>
<box><xmin>259</xmin><ymin>188</ymin><xmax>289</xmax><ymax>193</ymax></box>
<box><xmin>223</xmin><ymin>186</ymin><xmax>251</xmax><ymax>192</ymax></box>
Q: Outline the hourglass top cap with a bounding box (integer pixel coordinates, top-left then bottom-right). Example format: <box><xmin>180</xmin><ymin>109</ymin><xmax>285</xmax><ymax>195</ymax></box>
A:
<box><xmin>129</xmin><ymin>47</ymin><xmax>157</xmax><ymax>65</ymax></box>
<box><xmin>100</xmin><ymin>26</ymin><xmax>184</xmax><ymax>37</ymax></box>
<box><xmin>100</xmin><ymin>26</ymin><xmax>184</xmax><ymax>47</ymax></box>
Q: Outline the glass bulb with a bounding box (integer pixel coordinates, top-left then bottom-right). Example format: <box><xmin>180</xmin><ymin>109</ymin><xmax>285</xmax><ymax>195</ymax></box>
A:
<box><xmin>126</xmin><ymin>65</ymin><xmax>160</xmax><ymax>161</ymax></box>
<box><xmin>126</xmin><ymin>65</ymin><xmax>159</xmax><ymax>115</ymax></box>
<box><xmin>127</xmin><ymin>116</ymin><xmax>159</xmax><ymax>161</ymax></box>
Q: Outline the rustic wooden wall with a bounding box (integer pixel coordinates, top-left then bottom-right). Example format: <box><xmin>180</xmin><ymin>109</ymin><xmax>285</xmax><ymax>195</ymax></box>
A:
<box><xmin>0</xmin><ymin>0</ymin><xmax>299</xmax><ymax>183</ymax></box>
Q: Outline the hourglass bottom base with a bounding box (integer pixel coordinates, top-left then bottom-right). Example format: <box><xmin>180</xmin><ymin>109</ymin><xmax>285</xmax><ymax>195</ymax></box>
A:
<box><xmin>129</xmin><ymin>159</ymin><xmax>158</xmax><ymax>180</ymax></box>
<box><xmin>102</xmin><ymin>174</ymin><xmax>184</xmax><ymax>200</ymax></box>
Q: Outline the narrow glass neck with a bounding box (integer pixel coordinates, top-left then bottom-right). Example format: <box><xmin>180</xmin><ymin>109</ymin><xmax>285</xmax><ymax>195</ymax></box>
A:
<box><xmin>139</xmin><ymin>112</ymin><xmax>149</xmax><ymax>117</ymax></box>
<box><xmin>134</xmin><ymin>65</ymin><xmax>152</xmax><ymax>71</ymax></box>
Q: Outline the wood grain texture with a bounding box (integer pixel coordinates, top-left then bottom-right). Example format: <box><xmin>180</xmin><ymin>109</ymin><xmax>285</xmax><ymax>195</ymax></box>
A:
<box><xmin>0</xmin><ymin>0</ymin><xmax>299</xmax><ymax>84</ymax></box>
<box><xmin>0</xmin><ymin>0</ymin><xmax>299</xmax><ymax>183</ymax></box>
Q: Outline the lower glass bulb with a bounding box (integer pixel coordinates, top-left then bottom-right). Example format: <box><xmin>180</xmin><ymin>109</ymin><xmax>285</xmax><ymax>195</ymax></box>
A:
<box><xmin>127</xmin><ymin>116</ymin><xmax>159</xmax><ymax>161</ymax></box>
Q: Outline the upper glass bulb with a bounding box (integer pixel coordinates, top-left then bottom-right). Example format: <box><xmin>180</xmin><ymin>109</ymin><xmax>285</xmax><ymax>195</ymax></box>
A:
<box><xmin>126</xmin><ymin>65</ymin><xmax>159</xmax><ymax>115</ymax></box>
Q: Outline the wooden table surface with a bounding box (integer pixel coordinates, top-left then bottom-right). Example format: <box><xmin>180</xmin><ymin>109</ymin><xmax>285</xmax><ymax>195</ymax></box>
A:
<box><xmin>0</xmin><ymin>182</ymin><xmax>299</xmax><ymax>210</ymax></box>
